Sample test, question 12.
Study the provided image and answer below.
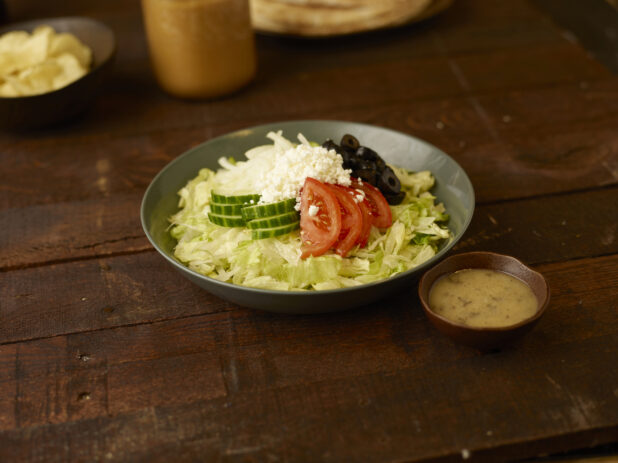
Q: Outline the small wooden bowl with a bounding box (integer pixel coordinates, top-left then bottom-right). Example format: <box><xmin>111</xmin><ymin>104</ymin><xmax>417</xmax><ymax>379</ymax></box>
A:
<box><xmin>0</xmin><ymin>17</ymin><xmax>116</xmax><ymax>130</ymax></box>
<box><xmin>418</xmin><ymin>252</ymin><xmax>550</xmax><ymax>351</ymax></box>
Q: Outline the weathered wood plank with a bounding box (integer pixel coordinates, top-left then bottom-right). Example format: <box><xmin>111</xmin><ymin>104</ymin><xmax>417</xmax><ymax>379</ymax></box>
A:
<box><xmin>0</xmin><ymin>251</ymin><xmax>234</xmax><ymax>344</ymax></box>
<box><xmin>532</xmin><ymin>0</ymin><xmax>618</xmax><ymax>73</ymax></box>
<box><xmin>1</xmin><ymin>79</ymin><xmax>616</xmax><ymax>215</ymax></box>
<box><xmin>0</xmin><ymin>194</ymin><xmax>150</xmax><ymax>268</ymax></box>
<box><xmin>402</xmin><ymin>79</ymin><xmax>618</xmax><ymax>141</ymax></box>
<box><xmin>452</xmin><ymin>44</ymin><xmax>608</xmax><ymax>93</ymax></box>
<box><xmin>415</xmin><ymin>119</ymin><xmax>618</xmax><ymax>202</ymax></box>
<box><xmin>0</xmin><ymin>344</ymin><xmax>17</xmax><ymax>430</ymax></box>
<box><xmin>65</xmin><ymin>42</ymin><xmax>614</xmax><ymax>137</ymax></box>
<box><xmin>0</xmin><ymin>33</ymin><xmax>609</xmax><ymax>148</ymax></box>
<box><xmin>453</xmin><ymin>187</ymin><xmax>618</xmax><ymax>259</ymax></box>
<box><xmin>1</xmin><ymin>251</ymin><xmax>616</xmax><ymax>435</ymax></box>
<box><xmin>7</xmin><ymin>350</ymin><xmax>227</xmax><ymax>430</ymax></box>
<box><xmin>0</xmin><ymin>324</ymin><xmax>616</xmax><ymax>462</ymax></box>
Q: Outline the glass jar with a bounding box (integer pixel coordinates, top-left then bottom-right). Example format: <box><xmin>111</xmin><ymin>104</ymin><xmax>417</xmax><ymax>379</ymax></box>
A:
<box><xmin>141</xmin><ymin>0</ymin><xmax>256</xmax><ymax>99</ymax></box>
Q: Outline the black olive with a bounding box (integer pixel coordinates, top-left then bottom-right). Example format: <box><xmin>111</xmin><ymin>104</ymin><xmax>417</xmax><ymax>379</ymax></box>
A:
<box><xmin>346</xmin><ymin>157</ymin><xmax>372</xmax><ymax>171</ymax></box>
<box><xmin>344</xmin><ymin>156</ymin><xmax>360</xmax><ymax>170</ymax></box>
<box><xmin>343</xmin><ymin>145</ymin><xmax>358</xmax><ymax>159</ymax></box>
<box><xmin>322</xmin><ymin>139</ymin><xmax>339</xmax><ymax>152</ymax></box>
<box><xmin>341</xmin><ymin>134</ymin><xmax>360</xmax><ymax>151</ymax></box>
<box><xmin>323</xmin><ymin>139</ymin><xmax>348</xmax><ymax>157</ymax></box>
<box><xmin>356</xmin><ymin>146</ymin><xmax>379</xmax><ymax>162</ymax></box>
<box><xmin>354</xmin><ymin>169</ymin><xmax>377</xmax><ymax>186</ymax></box>
<box><xmin>357</xmin><ymin>146</ymin><xmax>387</xmax><ymax>172</ymax></box>
<box><xmin>384</xmin><ymin>191</ymin><xmax>405</xmax><ymax>205</ymax></box>
<box><xmin>355</xmin><ymin>159</ymin><xmax>376</xmax><ymax>171</ymax></box>
<box><xmin>323</xmin><ymin>139</ymin><xmax>355</xmax><ymax>165</ymax></box>
<box><xmin>341</xmin><ymin>151</ymin><xmax>354</xmax><ymax>165</ymax></box>
<box><xmin>377</xmin><ymin>166</ymin><xmax>401</xmax><ymax>195</ymax></box>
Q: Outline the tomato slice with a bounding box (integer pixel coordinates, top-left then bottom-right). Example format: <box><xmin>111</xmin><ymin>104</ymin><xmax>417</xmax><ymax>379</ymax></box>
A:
<box><xmin>300</xmin><ymin>178</ymin><xmax>342</xmax><ymax>259</ymax></box>
<box><xmin>356</xmin><ymin>197</ymin><xmax>373</xmax><ymax>248</ymax></box>
<box><xmin>352</xmin><ymin>178</ymin><xmax>392</xmax><ymax>228</ymax></box>
<box><xmin>328</xmin><ymin>185</ymin><xmax>362</xmax><ymax>257</ymax></box>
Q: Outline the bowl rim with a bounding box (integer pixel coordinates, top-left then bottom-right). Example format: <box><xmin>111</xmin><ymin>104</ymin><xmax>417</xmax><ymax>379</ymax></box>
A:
<box><xmin>418</xmin><ymin>251</ymin><xmax>551</xmax><ymax>332</ymax></box>
<box><xmin>0</xmin><ymin>16</ymin><xmax>117</xmax><ymax>101</ymax></box>
<box><xmin>141</xmin><ymin>119</ymin><xmax>476</xmax><ymax>296</ymax></box>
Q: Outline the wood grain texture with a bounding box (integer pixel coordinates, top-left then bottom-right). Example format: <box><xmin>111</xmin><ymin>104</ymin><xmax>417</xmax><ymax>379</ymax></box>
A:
<box><xmin>0</xmin><ymin>254</ymin><xmax>616</xmax><ymax>461</ymax></box>
<box><xmin>0</xmin><ymin>252</ymin><xmax>233</xmax><ymax>343</ymax></box>
<box><xmin>1</xmin><ymin>79</ymin><xmax>616</xmax><ymax>211</ymax></box>
<box><xmin>532</xmin><ymin>0</ymin><xmax>618</xmax><ymax>73</ymax></box>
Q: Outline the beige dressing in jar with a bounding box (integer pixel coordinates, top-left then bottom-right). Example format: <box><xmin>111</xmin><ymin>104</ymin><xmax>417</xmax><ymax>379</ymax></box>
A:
<box><xmin>141</xmin><ymin>0</ymin><xmax>256</xmax><ymax>99</ymax></box>
<box><xmin>429</xmin><ymin>269</ymin><xmax>538</xmax><ymax>328</ymax></box>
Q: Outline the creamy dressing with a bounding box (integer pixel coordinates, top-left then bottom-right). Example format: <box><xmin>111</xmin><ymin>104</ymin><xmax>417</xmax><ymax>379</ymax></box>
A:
<box><xmin>429</xmin><ymin>269</ymin><xmax>538</xmax><ymax>328</ymax></box>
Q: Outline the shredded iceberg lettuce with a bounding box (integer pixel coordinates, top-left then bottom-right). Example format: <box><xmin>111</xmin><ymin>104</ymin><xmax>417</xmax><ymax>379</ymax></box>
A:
<box><xmin>169</xmin><ymin>135</ymin><xmax>452</xmax><ymax>291</ymax></box>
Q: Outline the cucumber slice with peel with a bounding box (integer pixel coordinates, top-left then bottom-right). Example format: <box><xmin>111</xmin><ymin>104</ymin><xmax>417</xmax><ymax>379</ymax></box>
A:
<box><xmin>211</xmin><ymin>192</ymin><xmax>260</xmax><ymax>205</ymax></box>
<box><xmin>210</xmin><ymin>203</ymin><xmax>244</xmax><ymax>215</ymax></box>
<box><xmin>247</xmin><ymin>211</ymin><xmax>300</xmax><ymax>229</ymax></box>
<box><xmin>242</xmin><ymin>198</ymin><xmax>297</xmax><ymax>220</ymax></box>
<box><xmin>251</xmin><ymin>221</ymin><xmax>300</xmax><ymax>240</ymax></box>
<box><xmin>208</xmin><ymin>194</ymin><xmax>299</xmax><ymax>234</ymax></box>
<box><xmin>208</xmin><ymin>213</ymin><xmax>245</xmax><ymax>227</ymax></box>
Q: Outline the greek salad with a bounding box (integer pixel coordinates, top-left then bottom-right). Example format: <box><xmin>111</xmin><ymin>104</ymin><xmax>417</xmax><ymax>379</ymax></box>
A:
<box><xmin>169</xmin><ymin>131</ymin><xmax>451</xmax><ymax>290</ymax></box>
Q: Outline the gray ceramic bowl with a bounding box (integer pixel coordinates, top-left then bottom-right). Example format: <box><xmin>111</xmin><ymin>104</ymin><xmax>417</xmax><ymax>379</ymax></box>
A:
<box><xmin>0</xmin><ymin>17</ymin><xmax>116</xmax><ymax>130</ymax></box>
<box><xmin>141</xmin><ymin>120</ymin><xmax>475</xmax><ymax>313</ymax></box>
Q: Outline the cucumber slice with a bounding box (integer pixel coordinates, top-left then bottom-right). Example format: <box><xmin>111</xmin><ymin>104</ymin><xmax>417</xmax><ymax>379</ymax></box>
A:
<box><xmin>210</xmin><ymin>203</ymin><xmax>244</xmax><ymax>216</ymax></box>
<box><xmin>242</xmin><ymin>198</ymin><xmax>297</xmax><ymax>220</ymax></box>
<box><xmin>211</xmin><ymin>192</ymin><xmax>260</xmax><ymax>205</ymax></box>
<box><xmin>251</xmin><ymin>221</ymin><xmax>300</xmax><ymax>240</ymax></box>
<box><xmin>208</xmin><ymin>212</ymin><xmax>245</xmax><ymax>227</ymax></box>
<box><xmin>247</xmin><ymin>211</ymin><xmax>300</xmax><ymax>229</ymax></box>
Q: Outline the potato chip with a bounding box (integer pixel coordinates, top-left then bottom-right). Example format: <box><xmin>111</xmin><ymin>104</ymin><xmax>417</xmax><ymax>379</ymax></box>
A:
<box><xmin>49</xmin><ymin>33</ymin><xmax>92</xmax><ymax>69</ymax></box>
<box><xmin>0</xmin><ymin>81</ymin><xmax>18</xmax><ymax>97</ymax></box>
<box><xmin>52</xmin><ymin>53</ymin><xmax>86</xmax><ymax>89</ymax></box>
<box><xmin>8</xmin><ymin>61</ymin><xmax>60</xmax><ymax>95</ymax></box>
<box><xmin>0</xmin><ymin>25</ymin><xmax>92</xmax><ymax>97</ymax></box>
<box><xmin>16</xmin><ymin>26</ymin><xmax>51</xmax><ymax>67</ymax></box>
<box><xmin>0</xmin><ymin>31</ymin><xmax>29</xmax><ymax>53</ymax></box>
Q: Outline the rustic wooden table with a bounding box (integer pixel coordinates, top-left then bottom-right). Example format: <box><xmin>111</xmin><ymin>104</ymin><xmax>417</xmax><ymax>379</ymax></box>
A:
<box><xmin>1</xmin><ymin>1</ymin><xmax>617</xmax><ymax>462</ymax></box>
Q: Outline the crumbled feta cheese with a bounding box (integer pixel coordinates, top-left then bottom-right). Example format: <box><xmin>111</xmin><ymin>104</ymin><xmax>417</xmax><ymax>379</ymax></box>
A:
<box><xmin>354</xmin><ymin>189</ymin><xmax>366</xmax><ymax>203</ymax></box>
<box><xmin>214</xmin><ymin>131</ymin><xmax>352</xmax><ymax>203</ymax></box>
<box><xmin>308</xmin><ymin>205</ymin><xmax>319</xmax><ymax>216</ymax></box>
<box><xmin>258</xmin><ymin>139</ymin><xmax>352</xmax><ymax>204</ymax></box>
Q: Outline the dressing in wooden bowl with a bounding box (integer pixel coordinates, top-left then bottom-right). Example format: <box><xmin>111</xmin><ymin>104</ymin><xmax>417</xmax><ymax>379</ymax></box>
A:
<box><xmin>418</xmin><ymin>252</ymin><xmax>550</xmax><ymax>351</ymax></box>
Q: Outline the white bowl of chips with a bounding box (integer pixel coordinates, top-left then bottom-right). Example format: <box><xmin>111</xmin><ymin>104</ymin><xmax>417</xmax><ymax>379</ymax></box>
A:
<box><xmin>0</xmin><ymin>17</ymin><xmax>115</xmax><ymax>130</ymax></box>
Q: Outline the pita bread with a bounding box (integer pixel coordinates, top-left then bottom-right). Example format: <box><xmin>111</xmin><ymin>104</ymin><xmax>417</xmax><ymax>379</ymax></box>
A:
<box><xmin>250</xmin><ymin>0</ymin><xmax>445</xmax><ymax>37</ymax></box>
